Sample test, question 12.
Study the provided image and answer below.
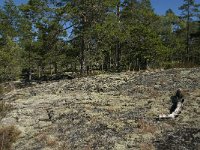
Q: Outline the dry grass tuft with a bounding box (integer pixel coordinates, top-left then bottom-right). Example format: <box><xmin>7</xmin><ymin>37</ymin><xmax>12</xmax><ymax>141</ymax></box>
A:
<box><xmin>140</xmin><ymin>143</ymin><xmax>155</xmax><ymax>150</ymax></box>
<box><xmin>35</xmin><ymin>133</ymin><xmax>58</xmax><ymax>148</ymax></box>
<box><xmin>0</xmin><ymin>101</ymin><xmax>13</xmax><ymax>120</ymax></box>
<box><xmin>46</xmin><ymin>136</ymin><xmax>57</xmax><ymax>147</ymax></box>
<box><xmin>0</xmin><ymin>126</ymin><xmax>21</xmax><ymax>150</ymax></box>
<box><xmin>137</xmin><ymin>119</ymin><xmax>157</xmax><ymax>134</ymax></box>
<box><xmin>0</xmin><ymin>83</ymin><xmax>15</xmax><ymax>96</ymax></box>
<box><xmin>149</xmin><ymin>90</ymin><xmax>160</xmax><ymax>98</ymax></box>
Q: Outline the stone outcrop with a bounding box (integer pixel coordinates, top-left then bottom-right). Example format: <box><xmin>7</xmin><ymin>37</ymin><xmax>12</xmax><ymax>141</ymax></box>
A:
<box><xmin>0</xmin><ymin>68</ymin><xmax>200</xmax><ymax>150</ymax></box>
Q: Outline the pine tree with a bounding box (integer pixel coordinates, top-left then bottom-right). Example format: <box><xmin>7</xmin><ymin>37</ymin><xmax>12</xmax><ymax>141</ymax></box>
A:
<box><xmin>159</xmin><ymin>9</ymin><xmax>184</xmax><ymax>63</ymax></box>
<box><xmin>0</xmin><ymin>37</ymin><xmax>22</xmax><ymax>82</ymax></box>
<box><xmin>19</xmin><ymin>0</ymin><xmax>68</xmax><ymax>79</ymax></box>
<box><xmin>120</xmin><ymin>0</ymin><xmax>164</xmax><ymax>70</ymax></box>
<box><xmin>179</xmin><ymin>0</ymin><xmax>199</xmax><ymax>62</ymax></box>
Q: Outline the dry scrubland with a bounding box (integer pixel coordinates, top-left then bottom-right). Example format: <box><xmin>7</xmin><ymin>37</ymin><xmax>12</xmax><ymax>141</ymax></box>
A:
<box><xmin>0</xmin><ymin>68</ymin><xmax>200</xmax><ymax>150</ymax></box>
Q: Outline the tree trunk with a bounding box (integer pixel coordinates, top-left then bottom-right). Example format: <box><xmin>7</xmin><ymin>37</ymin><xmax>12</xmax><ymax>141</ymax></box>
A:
<box><xmin>38</xmin><ymin>65</ymin><xmax>41</xmax><ymax>79</ymax></box>
<box><xmin>115</xmin><ymin>2</ymin><xmax>121</xmax><ymax>72</ymax></box>
<box><xmin>135</xmin><ymin>58</ymin><xmax>140</xmax><ymax>71</ymax></box>
<box><xmin>186</xmin><ymin>0</ymin><xmax>190</xmax><ymax>62</ymax></box>
<box><xmin>159</xmin><ymin>101</ymin><xmax>183</xmax><ymax>119</ymax></box>
<box><xmin>115</xmin><ymin>42</ymin><xmax>121</xmax><ymax>71</ymax></box>
<box><xmin>54</xmin><ymin>63</ymin><xmax>57</xmax><ymax>74</ymax></box>
<box><xmin>28</xmin><ymin>43</ymin><xmax>32</xmax><ymax>81</ymax></box>
<box><xmin>80</xmin><ymin>11</ymin><xmax>87</xmax><ymax>75</ymax></box>
<box><xmin>50</xmin><ymin>64</ymin><xmax>53</xmax><ymax>76</ymax></box>
<box><xmin>80</xmin><ymin>37</ymin><xmax>86</xmax><ymax>74</ymax></box>
<box><xmin>74</xmin><ymin>62</ymin><xmax>77</xmax><ymax>72</ymax></box>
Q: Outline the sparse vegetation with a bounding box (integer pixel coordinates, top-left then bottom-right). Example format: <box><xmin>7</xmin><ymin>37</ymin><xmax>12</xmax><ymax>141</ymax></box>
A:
<box><xmin>0</xmin><ymin>86</ymin><xmax>3</xmax><ymax>95</ymax></box>
<box><xmin>0</xmin><ymin>101</ymin><xmax>12</xmax><ymax>120</ymax></box>
<box><xmin>137</xmin><ymin>119</ymin><xmax>157</xmax><ymax>134</ymax></box>
<box><xmin>0</xmin><ymin>100</ymin><xmax>20</xmax><ymax>150</ymax></box>
<box><xmin>140</xmin><ymin>143</ymin><xmax>155</xmax><ymax>150</ymax></box>
<box><xmin>0</xmin><ymin>83</ymin><xmax>15</xmax><ymax>96</ymax></box>
<box><xmin>0</xmin><ymin>68</ymin><xmax>200</xmax><ymax>149</ymax></box>
<box><xmin>35</xmin><ymin>133</ymin><xmax>58</xmax><ymax>148</ymax></box>
<box><xmin>0</xmin><ymin>126</ymin><xmax>21</xmax><ymax>150</ymax></box>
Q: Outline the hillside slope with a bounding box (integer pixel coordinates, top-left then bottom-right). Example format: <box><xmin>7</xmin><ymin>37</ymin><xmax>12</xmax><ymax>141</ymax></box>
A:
<box><xmin>1</xmin><ymin>68</ymin><xmax>200</xmax><ymax>150</ymax></box>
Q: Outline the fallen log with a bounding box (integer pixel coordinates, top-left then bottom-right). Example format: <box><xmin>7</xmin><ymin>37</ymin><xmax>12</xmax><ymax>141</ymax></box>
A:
<box><xmin>158</xmin><ymin>88</ymin><xmax>184</xmax><ymax>119</ymax></box>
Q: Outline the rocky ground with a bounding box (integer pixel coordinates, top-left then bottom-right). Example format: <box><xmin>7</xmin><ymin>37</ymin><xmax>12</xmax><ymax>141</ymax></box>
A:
<box><xmin>0</xmin><ymin>68</ymin><xmax>200</xmax><ymax>150</ymax></box>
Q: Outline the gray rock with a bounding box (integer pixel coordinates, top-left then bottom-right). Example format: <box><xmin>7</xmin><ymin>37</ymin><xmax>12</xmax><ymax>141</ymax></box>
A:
<box><xmin>0</xmin><ymin>68</ymin><xmax>200</xmax><ymax>150</ymax></box>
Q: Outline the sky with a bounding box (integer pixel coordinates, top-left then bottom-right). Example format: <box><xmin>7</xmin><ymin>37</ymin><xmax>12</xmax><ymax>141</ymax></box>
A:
<box><xmin>0</xmin><ymin>0</ymin><xmax>200</xmax><ymax>16</ymax></box>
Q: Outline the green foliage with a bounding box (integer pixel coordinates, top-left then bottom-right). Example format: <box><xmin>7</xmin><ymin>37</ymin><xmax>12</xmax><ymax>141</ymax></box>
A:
<box><xmin>0</xmin><ymin>37</ymin><xmax>22</xmax><ymax>82</ymax></box>
<box><xmin>178</xmin><ymin>0</ymin><xmax>200</xmax><ymax>61</ymax></box>
<box><xmin>0</xmin><ymin>0</ymin><xmax>20</xmax><ymax>38</ymax></box>
<box><xmin>0</xmin><ymin>0</ymin><xmax>199</xmax><ymax>81</ymax></box>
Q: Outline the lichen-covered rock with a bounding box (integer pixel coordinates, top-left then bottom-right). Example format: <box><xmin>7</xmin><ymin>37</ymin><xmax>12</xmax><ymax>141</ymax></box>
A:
<box><xmin>0</xmin><ymin>68</ymin><xmax>200</xmax><ymax>150</ymax></box>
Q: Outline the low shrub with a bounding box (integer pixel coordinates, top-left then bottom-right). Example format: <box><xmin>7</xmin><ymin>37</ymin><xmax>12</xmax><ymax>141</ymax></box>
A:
<box><xmin>0</xmin><ymin>126</ymin><xmax>21</xmax><ymax>150</ymax></box>
<box><xmin>0</xmin><ymin>82</ymin><xmax>16</xmax><ymax>95</ymax></box>
<box><xmin>0</xmin><ymin>85</ymin><xmax>4</xmax><ymax>96</ymax></box>
<box><xmin>0</xmin><ymin>101</ymin><xmax>13</xmax><ymax>120</ymax></box>
<box><xmin>140</xmin><ymin>143</ymin><xmax>155</xmax><ymax>150</ymax></box>
<box><xmin>137</xmin><ymin>119</ymin><xmax>157</xmax><ymax>134</ymax></box>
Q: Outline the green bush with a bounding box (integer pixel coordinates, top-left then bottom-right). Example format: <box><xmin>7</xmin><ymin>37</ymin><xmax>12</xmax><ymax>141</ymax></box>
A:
<box><xmin>162</xmin><ymin>61</ymin><xmax>180</xmax><ymax>69</ymax></box>
<box><xmin>0</xmin><ymin>37</ymin><xmax>22</xmax><ymax>82</ymax></box>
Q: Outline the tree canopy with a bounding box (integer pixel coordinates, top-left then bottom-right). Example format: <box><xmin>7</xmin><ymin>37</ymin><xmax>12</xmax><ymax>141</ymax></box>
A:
<box><xmin>0</xmin><ymin>0</ymin><xmax>199</xmax><ymax>82</ymax></box>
